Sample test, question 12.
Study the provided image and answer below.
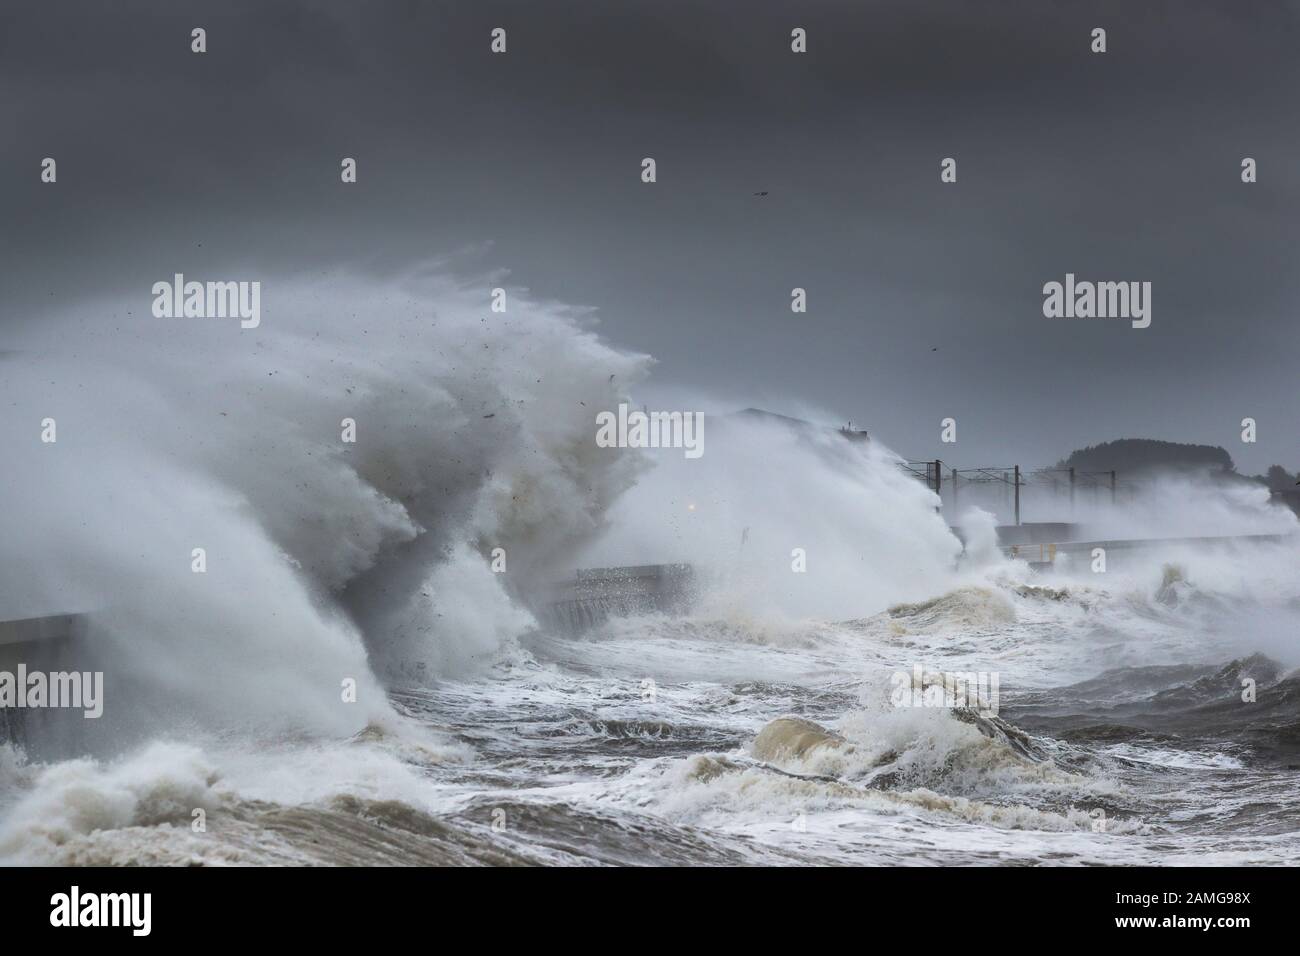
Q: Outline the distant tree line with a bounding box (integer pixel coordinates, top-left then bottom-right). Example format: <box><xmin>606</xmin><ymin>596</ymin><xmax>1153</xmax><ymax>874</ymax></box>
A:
<box><xmin>1055</xmin><ymin>438</ymin><xmax>1295</xmax><ymax>490</ymax></box>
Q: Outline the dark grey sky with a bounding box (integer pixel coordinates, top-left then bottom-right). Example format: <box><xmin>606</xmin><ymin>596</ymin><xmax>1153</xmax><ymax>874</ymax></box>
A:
<box><xmin>3</xmin><ymin>0</ymin><xmax>1297</xmax><ymax>472</ymax></box>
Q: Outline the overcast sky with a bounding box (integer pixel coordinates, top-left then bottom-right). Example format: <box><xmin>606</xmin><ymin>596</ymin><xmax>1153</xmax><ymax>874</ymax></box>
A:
<box><xmin>3</xmin><ymin>0</ymin><xmax>1296</xmax><ymax>473</ymax></box>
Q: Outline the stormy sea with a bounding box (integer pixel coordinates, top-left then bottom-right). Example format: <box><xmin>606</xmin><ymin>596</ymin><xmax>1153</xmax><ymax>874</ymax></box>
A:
<box><xmin>2</xmin><ymin>272</ymin><xmax>1298</xmax><ymax>866</ymax></box>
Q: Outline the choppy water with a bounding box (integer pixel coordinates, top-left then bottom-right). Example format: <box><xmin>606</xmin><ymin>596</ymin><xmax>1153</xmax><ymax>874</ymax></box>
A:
<box><xmin>5</xmin><ymin>543</ymin><xmax>1299</xmax><ymax>867</ymax></box>
<box><xmin>2</xmin><ymin>270</ymin><xmax>1298</xmax><ymax>866</ymax></box>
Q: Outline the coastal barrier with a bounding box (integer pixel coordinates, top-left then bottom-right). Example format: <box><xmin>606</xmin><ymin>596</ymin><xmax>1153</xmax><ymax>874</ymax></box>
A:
<box><xmin>537</xmin><ymin>563</ymin><xmax>695</xmax><ymax>633</ymax></box>
<box><xmin>0</xmin><ymin>614</ymin><xmax>88</xmax><ymax>744</ymax></box>
<box><xmin>0</xmin><ymin>613</ymin><xmax>85</xmax><ymax>668</ymax></box>
<box><xmin>1002</xmin><ymin>532</ymin><xmax>1297</xmax><ymax>568</ymax></box>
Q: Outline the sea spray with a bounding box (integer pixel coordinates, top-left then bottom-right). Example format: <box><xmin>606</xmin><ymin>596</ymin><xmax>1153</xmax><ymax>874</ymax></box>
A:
<box><xmin>576</xmin><ymin>409</ymin><xmax>964</xmax><ymax>622</ymax></box>
<box><xmin>0</xmin><ymin>267</ymin><xmax>651</xmax><ymax>748</ymax></box>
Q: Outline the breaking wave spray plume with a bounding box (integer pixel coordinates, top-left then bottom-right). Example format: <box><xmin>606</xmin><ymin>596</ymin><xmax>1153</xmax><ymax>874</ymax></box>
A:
<box><xmin>2</xmin><ymin>265</ymin><xmax>1299</xmax><ymax>865</ymax></box>
<box><xmin>0</xmin><ymin>267</ymin><xmax>653</xmax><ymax>731</ymax></box>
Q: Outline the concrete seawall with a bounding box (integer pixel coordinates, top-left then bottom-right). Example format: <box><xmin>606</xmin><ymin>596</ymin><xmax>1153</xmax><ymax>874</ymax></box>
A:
<box><xmin>538</xmin><ymin>564</ymin><xmax>695</xmax><ymax>633</ymax></box>
<box><xmin>1001</xmin><ymin>532</ymin><xmax>1297</xmax><ymax>568</ymax></box>
<box><xmin>0</xmin><ymin>613</ymin><xmax>85</xmax><ymax>661</ymax></box>
<box><xmin>0</xmin><ymin>614</ymin><xmax>88</xmax><ymax>746</ymax></box>
<box><xmin>538</xmin><ymin>534</ymin><xmax>1297</xmax><ymax>628</ymax></box>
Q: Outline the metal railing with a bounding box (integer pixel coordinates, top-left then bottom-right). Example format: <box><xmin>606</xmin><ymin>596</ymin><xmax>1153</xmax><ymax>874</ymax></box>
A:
<box><xmin>898</xmin><ymin>460</ymin><xmax>1124</xmax><ymax>525</ymax></box>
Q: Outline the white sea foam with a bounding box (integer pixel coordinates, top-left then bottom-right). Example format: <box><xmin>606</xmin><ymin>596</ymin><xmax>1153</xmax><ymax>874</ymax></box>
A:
<box><xmin>4</xmin><ymin>268</ymin><xmax>1300</xmax><ymax>866</ymax></box>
